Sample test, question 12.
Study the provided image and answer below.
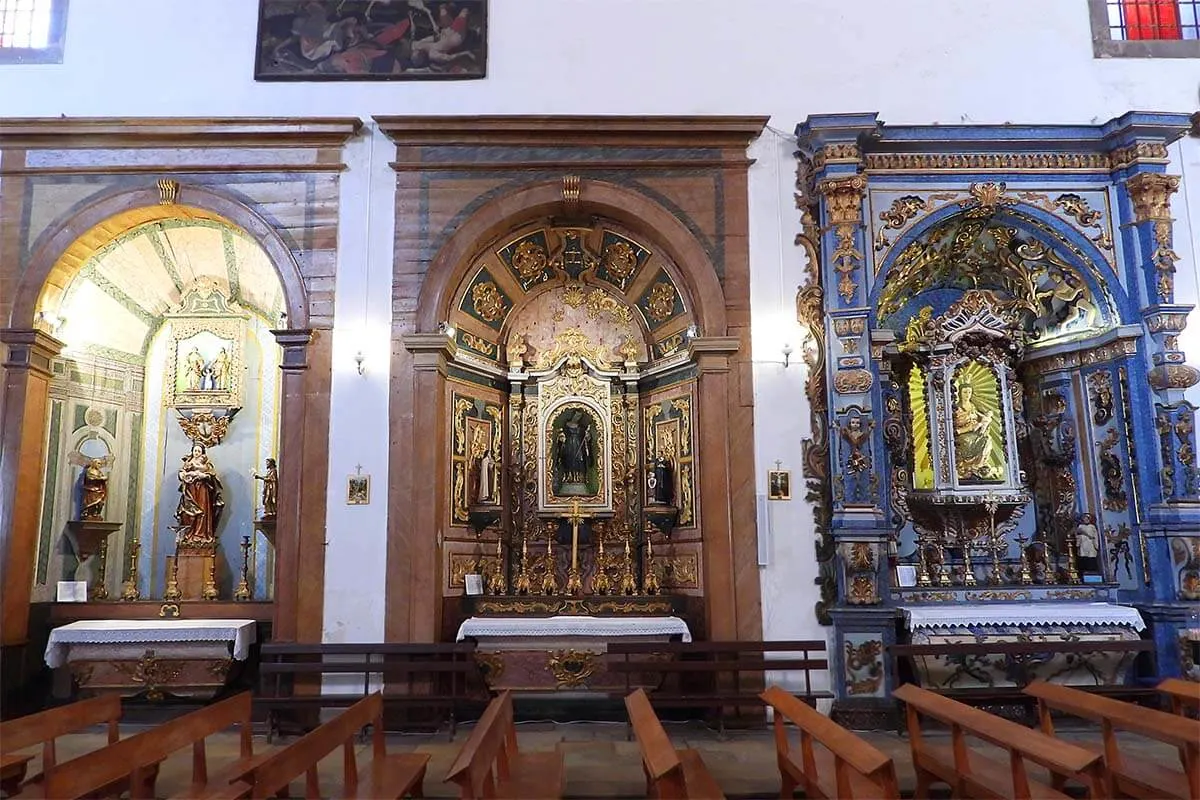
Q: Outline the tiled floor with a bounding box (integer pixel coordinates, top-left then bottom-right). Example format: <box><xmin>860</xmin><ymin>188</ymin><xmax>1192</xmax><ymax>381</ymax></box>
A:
<box><xmin>6</xmin><ymin>720</ymin><xmax>1187</xmax><ymax>798</ymax></box>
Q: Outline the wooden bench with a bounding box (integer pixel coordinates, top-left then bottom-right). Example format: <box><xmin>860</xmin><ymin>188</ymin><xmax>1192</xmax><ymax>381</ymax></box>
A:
<box><xmin>760</xmin><ymin>685</ymin><xmax>898</xmax><ymax>799</ymax></box>
<box><xmin>243</xmin><ymin>692</ymin><xmax>428</xmax><ymax>799</ymax></box>
<box><xmin>0</xmin><ymin>694</ymin><xmax>138</xmax><ymax>798</ymax></box>
<box><xmin>1026</xmin><ymin>679</ymin><xmax>1200</xmax><ymax>799</ymax></box>
<box><xmin>625</xmin><ymin>688</ymin><xmax>724</xmax><ymax>800</ymax></box>
<box><xmin>444</xmin><ymin>690</ymin><xmax>563</xmax><ymax>799</ymax></box>
<box><xmin>258</xmin><ymin>641</ymin><xmax>485</xmax><ymax>740</ymax></box>
<box><xmin>42</xmin><ymin>691</ymin><xmax>270</xmax><ymax>800</ymax></box>
<box><xmin>608</xmin><ymin>640</ymin><xmax>831</xmax><ymax>730</ymax></box>
<box><xmin>890</xmin><ymin>638</ymin><xmax>1157</xmax><ymax>724</ymax></box>
<box><xmin>894</xmin><ymin>683</ymin><xmax>1106</xmax><ymax>799</ymax></box>
<box><xmin>1159</xmin><ymin>676</ymin><xmax>1200</xmax><ymax>715</ymax></box>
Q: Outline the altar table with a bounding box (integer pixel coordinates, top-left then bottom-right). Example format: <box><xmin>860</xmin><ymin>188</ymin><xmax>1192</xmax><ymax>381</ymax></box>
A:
<box><xmin>46</xmin><ymin>619</ymin><xmax>256</xmax><ymax>700</ymax></box>
<box><xmin>456</xmin><ymin>615</ymin><xmax>691</xmax><ymax>693</ymax></box>
<box><xmin>898</xmin><ymin>602</ymin><xmax>1146</xmax><ymax>689</ymax></box>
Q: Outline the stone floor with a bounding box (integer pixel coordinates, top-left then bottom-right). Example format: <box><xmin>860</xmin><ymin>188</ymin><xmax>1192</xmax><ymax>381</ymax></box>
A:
<box><xmin>8</xmin><ymin>720</ymin><xmax>1187</xmax><ymax>798</ymax></box>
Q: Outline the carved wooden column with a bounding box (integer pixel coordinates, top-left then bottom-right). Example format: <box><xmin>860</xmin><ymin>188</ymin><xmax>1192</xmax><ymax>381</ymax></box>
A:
<box><xmin>688</xmin><ymin>337</ymin><xmax>742</xmax><ymax>640</ymax></box>
<box><xmin>270</xmin><ymin>329</ymin><xmax>314</xmax><ymax>641</ymax></box>
<box><xmin>0</xmin><ymin>329</ymin><xmax>62</xmax><ymax>644</ymax></box>
<box><xmin>400</xmin><ymin>333</ymin><xmax>454</xmax><ymax>643</ymax></box>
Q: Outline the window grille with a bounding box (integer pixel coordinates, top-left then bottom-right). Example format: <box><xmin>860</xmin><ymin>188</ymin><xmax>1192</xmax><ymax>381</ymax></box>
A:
<box><xmin>0</xmin><ymin>0</ymin><xmax>53</xmax><ymax>48</ymax></box>
<box><xmin>1107</xmin><ymin>0</ymin><xmax>1199</xmax><ymax>40</ymax></box>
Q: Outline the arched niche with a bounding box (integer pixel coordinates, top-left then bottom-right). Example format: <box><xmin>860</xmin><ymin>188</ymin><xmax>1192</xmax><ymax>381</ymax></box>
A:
<box><xmin>1</xmin><ymin>183</ymin><xmax>322</xmax><ymax>644</ymax></box>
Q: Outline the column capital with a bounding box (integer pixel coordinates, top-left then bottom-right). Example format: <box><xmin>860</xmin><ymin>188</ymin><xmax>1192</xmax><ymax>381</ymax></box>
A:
<box><xmin>1</xmin><ymin>328</ymin><xmax>63</xmax><ymax>378</ymax></box>
<box><xmin>687</xmin><ymin>337</ymin><xmax>740</xmax><ymax>373</ymax></box>
<box><xmin>403</xmin><ymin>332</ymin><xmax>457</xmax><ymax>372</ymax></box>
<box><xmin>271</xmin><ymin>329</ymin><xmax>315</xmax><ymax>371</ymax></box>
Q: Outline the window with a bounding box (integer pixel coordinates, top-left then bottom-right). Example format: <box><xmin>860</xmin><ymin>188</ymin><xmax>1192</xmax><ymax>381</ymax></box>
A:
<box><xmin>0</xmin><ymin>0</ymin><xmax>67</xmax><ymax>64</ymax></box>
<box><xmin>1090</xmin><ymin>0</ymin><xmax>1200</xmax><ymax>56</ymax></box>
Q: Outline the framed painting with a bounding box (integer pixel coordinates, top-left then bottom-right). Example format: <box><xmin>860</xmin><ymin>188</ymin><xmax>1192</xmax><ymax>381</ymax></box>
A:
<box><xmin>347</xmin><ymin>474</ymin><xmax>371</xmax><ymax>505</ymax></box>
<box><xmin>255</xmin><ymin>0</ymin><xmax>487</xmax><ymax>81</ymax></box>
<box><xmin>768</xmin><ymin>469</ymin><xmax>792</xmax><ymax>501</ymax></box>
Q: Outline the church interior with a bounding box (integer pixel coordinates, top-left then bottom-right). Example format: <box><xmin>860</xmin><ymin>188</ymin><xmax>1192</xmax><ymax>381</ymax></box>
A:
<box><xmin>1</xmin><ymin>1</ymin><xmax>1199</xmax><ymax>797</ymax></box>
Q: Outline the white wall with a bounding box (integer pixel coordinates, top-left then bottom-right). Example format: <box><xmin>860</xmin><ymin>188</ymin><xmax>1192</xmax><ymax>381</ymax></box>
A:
<box><xmin>3</xmin><ymin>0</ymin><xmax>1198</xmax><ymax>644</ymax></box>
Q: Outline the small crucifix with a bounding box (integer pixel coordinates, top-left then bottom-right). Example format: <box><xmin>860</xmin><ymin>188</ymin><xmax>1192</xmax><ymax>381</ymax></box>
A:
<box><xmin>565</xmin><ymin>499</ymin><xmax>591</xmax><ymax>595</ymax></box>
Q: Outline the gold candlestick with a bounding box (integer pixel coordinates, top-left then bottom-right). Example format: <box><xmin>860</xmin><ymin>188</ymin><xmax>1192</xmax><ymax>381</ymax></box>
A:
<box><xmin>202</xmin><ymin>554</ymin><xmax>219</xmax><ymax>601</ymax></box>
<box><xmin>593</xmin><ymin>527</ymin><xmax>611</xmax><ymax>595</ymax></box>
<box><xmin>916</xmin><ymin>535</ymin><xmax>932</xmax><ymax>587</ymax></box>
<box><xmin>234</xmin><ymin>536</ymin><xmax>252</xmax><ymax>601</ymax></box>
<box><xmin>1065</xmin><ymin>532</ymin><xmax>1082</xmax><ymax>584</ymax></box>
<box><xmin>540</xmin><ymin>525</ymin><xmax>558</xmax><ymax>595</ymax></box>
<box><xmin>1016</xmin><ymin>533</ymin><xmax>1034</xmax><ymax>585</ymax></box>
<box><xmin>91</xmin><ymin>542</ymin><xmax>110</xmax><ymax>600</ymax></box>
<box><xmin>564</xmin><ymin>500</ymin><xmax>588</xmax><ymax>596</ymax></box>
<box><xmin>486</xmin><ymin>536</ymin><xmax>507</xmax><ymax>595</ymax></box>
<box><xmin>643</xmin><ymin>526</ymin><xmax>660</xmax><ymax>595</ymax></box>
<box><xmin>515</xmin><ymin>534</ymin><xmax>532</xmax><ymax>595</ymax></box>
<box><xmin>620</xmin><ymin>535</ymin><xmax>637</xmax><ymax>595</ymax></box>
<box><xmin>935</xmin><ymin>542</ymin><xmax>952</xmax><ymax>587</ymax></box>
<box><xmin>163</xmin><ymin>556</ymin><xmax>182</xmax><ymax>602</ymax></box>
<box><xmin>120</xmin><ymin>539</ymin><xmax>141</xmax><ymax>601</ymax></box>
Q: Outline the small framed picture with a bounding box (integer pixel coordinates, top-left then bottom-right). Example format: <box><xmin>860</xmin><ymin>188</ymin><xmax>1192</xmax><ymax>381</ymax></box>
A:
<box><xmin>347</xmin><ymin>474</ymin><xmax>371</xmax><ymax>505</ymax></box>
<box><xmin>768</xmin><ymin>470</ymin><xmax>792</xmax><ymax>501</ymax></box>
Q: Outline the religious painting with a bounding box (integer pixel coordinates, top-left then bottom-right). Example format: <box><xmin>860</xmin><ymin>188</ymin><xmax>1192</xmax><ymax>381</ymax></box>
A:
<box><xmin>174</xmin><ymin>331</ymin><xmax>236</xmax><ymax>396</ymax></box>
<box><xmin>907</xmin><ymin>368</ymin><xmax>935</xmax><ymax>490</ymax></box>
<box><xmin>951</xmin><ymin>361</ymin><xmax>1007</xmax><ymax>484</ymax></box>
<box><xmin>347</xmin><ymin>473</ymin><xmax>371</xmax><ymax>505</ymax></box>
<box><xmin>163</xmin><ymin>287</ymin><xmax>247</xmax><ymax>411</ymax></box>
<box><xmin>768</xmin><ymin>470</ymin><xmax>791</xmax><ymax>501</ymax></box>
<box><xmin>254</xmin><ymin>0</ymin><xmax>487</xmax><ymax>81</ymax></box>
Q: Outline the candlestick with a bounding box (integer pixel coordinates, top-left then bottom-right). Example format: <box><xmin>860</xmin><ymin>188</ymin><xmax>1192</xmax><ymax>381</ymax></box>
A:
<box><xmin>540</xmin><ymin>524</ymin><xmax>558</xmax><ymax>595</ymax></box>
<box><xmin>643</xmin><ymin>524</ymin><xmax>660</xmax><ymax>595</ymax></box>
<box><xmin>163</xmin><ymin>556</ymin><xmax>182</xmax><ymax>602</ymax></box>
<box><xmin>593</xmin><ymin>526</ymin><xmax>611</xmax><ymax>595</ymax></box>
<box><xmin>120</xmin><ymin>539</ymin><xmax>141</xmax><ymax>601</ymax></box>
<box><xmin>202</xmin><ymin>554</ymin><xmax>219</xmax><ymax>601</ymax></box>
<box><xmin>91</xmin><ymin>542</ymin><xmax>109</xmax><ymax>600</ymax></box>
<box><xmin>565</xmin><ymin>500</ymin><xmax>584</xmax><ymax>595</ymax></box>
<box><xmin>514</xmin><ymin>534</ymin><xmax>531</xmax><ymax>595</ymax></box>
<box><xmin>1016</xmin><ymin>533</ymin><xmax>1033</xmax><ymax>585</ymax></box>
<box><xmin>486</xmin><ymin>536</ymin><xmax>507</xmax><ymax>595</ymax></box>
<box><xmin>620</xmin><ymin>534</ymin><xmax>637</xmax><ymax>595</ymax></box>
<box><xmin>234</xmin><ymin>535</ymin><xmax>252</xmax><ymax>601</ymax></box>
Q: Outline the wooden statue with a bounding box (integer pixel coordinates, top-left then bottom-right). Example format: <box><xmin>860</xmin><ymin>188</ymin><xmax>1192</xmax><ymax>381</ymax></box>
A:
<box><xmin>254</xmin><ymin>458</ymin><xmax>278</xmax><ymax>518</ymax></box>
<box><xmin>80</xmin><ymin>458</ymin><xmax>109</xmax><ymax>521</ymax></box>
<box><xmin>175</xmin><ymin>443</ymin><xmax>225</xmax><ymax>550</ymax></box>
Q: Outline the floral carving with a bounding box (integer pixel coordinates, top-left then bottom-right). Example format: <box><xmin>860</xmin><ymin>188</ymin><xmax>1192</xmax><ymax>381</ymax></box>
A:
<box><xmin>585</xmin><ymin>288</ymin><xmax>634</xmax><ymax>323</ymax></box>
<box><xmin>471</xmin><ymin>282</ymin><xmax>508</xmax><ymax>323</ymax></box>
<box><xmin>511</xmin><ymin>240</ymin><xmax>549</xmax><ymax>282</ymax></box>
<box><xmin>601</xmin><ymin>241</ymin><xmax>638</xmax><ymax>286</ymax></box>
<box><xmin>645</xmin><ymin>282</ymin><xmax>677</xmax><ymax>323</ymax></box>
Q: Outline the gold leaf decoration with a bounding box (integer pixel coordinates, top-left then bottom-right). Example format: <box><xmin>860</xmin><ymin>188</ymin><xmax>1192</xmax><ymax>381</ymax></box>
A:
<box><xmin>471</xmin><ymin>282</ymin><xmax>508</xmax><ymax>323</ymax></box>
<box><xmin>646</xmin><ymin>282</ymin><xmax>677</xmax><ymax>323</ymax></box>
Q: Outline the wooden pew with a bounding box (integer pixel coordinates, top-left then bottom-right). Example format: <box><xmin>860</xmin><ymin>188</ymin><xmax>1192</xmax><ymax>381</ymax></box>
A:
<box><xmin>0</xmin><ymin>694</ymin><xmax>136</xmax><ymax>797</ymax></box>
<box><xmin>893</xmin><ymin>683</ymin><xmax>1105</xmax><ymax>799</ymax></box>
<box><xmin>1159</xmin><ymin>676</ymin><xmax>1200</xmax><ymax>715</ymax></box>
<box><xmin>42</xmin><ymin>692</ymin><xmax>269</xmax><ymax>800</ymax></box>
<box><xmin>245</xmin><ymin>692</ymin><xmax>428</xmax><ymax>800</ymax></box>
<box><xmin>444</xmin><ymin>690</ymin><xmax>563</xmax><ymax>800</ymax></box>
<box><xmin>1026</xmin><ymin>679</ymin><xmax>1200</xmax><ymax>799</ymax></box>
<box><xmin>760</xmin><ymin>686</ymin><xmax>898</xmax><ymax>800</ymax></box>
<box><xmin>625</xmin><ymin>687</ymin><xmax>724</xmax><ymax>800</ymax></box>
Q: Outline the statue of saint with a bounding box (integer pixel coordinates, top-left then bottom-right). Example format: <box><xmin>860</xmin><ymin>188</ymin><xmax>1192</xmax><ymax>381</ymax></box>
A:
<box><xmin>1074</xmin><ymin>513</ymin><xmax>1101</xmax><ymax>574</ymax></box>
<box><xmin>185</xmin><ymin>346</ymin><xmax>206</xmax><ymax>391</ymax></box>
<box><xmin>648</xmin><ymin>430</ymin><xmax>676</xmax><ymax>506</ymax></box>
<box><xmin>175</xmin><ymin>443</ymin><xmax>225</xmax><ymax>549</ymax></box>
<box><xmin>253</xmin><ymin>458</ymin><xmax>278</xmax><ymax>518</ymax></box>
<box><xmin>553</xmin><ymin>409</ymin><xmax>594</xmax><ymax>494</ymax></box>
<box><xmin>953</xmin><ymin>383</ymin><xmax>1000</xmax><ymax>482</ymax></box>
<box><xmin>477</xmin><ymin>451</ymin><xmax>495</xmax><ymax>504</ymax></box>
<box><xmin>80</xmin><ymin>459</ymin><xmax>109</xmax><ymax>521</ymax></box>
<box><xmin>206</xmin><ymin>347</ymin><xmax>230</xmax><ymax>391</ymax></box>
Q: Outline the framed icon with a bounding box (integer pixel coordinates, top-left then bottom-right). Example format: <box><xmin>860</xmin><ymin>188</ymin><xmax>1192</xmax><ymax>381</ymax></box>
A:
<box><xmin>768</xmin><ymin>469</ymin><xmax>791</xmax><ymax>501</ymax></box>
<box><xmin>347</xmin><ymin>473</ymin><xmax>371</xmax><ymax>505</ymax></box>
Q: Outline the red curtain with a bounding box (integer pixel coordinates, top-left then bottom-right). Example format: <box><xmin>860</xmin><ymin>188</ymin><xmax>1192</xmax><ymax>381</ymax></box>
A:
<box><xmin>1122</xmin><ymin>0</ymin><xmax>1182</xmax><ymax>39</ymax></box>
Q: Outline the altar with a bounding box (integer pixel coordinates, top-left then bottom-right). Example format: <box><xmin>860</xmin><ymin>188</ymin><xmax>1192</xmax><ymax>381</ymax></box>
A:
<box><xmin>45</xmin><ymin>619</ymin><xmax>256</xmax><ymax>700</ymax></box>
<box><xmin>898</xmin><ymin>602</ymin><xmax>1146</xmax><ymax>690</ymax></box>
<box><xmin>457</xmin><ymin>615</ymin><xmax>691</xmax><ymax>693</ymax></box>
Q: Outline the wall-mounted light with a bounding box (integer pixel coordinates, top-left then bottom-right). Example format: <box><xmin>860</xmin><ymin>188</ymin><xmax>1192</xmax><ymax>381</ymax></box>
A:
<box><xmin>782</xmin><ymin>343</ymin><xmax>794</xmax><ymax>369</ymax></box>
<box><xmin>438</xmin><ymin>321</ymin><xmax>457</xmax><ymax>338</ymax></box>
<box><xmin>354</xmin><ymin>351</ymin><xmax>365</xmax><ymax>376</ymax></box>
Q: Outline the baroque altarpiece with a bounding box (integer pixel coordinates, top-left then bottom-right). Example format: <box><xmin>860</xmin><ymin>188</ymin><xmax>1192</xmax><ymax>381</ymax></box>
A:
<box><xmin>796</xmin><ymin>112</ymin><xmax>1200</xmax><ymax>723</ymax></box>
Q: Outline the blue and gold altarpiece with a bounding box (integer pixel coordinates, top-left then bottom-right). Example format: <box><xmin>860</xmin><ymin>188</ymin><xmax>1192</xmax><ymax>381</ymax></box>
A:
<box><xmin>795</xmin><ymin>112</ymin><xmax>1199</xmax><ymax>723</ymax></box>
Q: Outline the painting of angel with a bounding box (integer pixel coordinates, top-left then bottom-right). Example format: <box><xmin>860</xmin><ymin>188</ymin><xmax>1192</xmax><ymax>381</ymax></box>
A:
<box><xmin>255</xmin><ymin>0</ymin><xmax>487</xmax><ymax>80</ymax></box>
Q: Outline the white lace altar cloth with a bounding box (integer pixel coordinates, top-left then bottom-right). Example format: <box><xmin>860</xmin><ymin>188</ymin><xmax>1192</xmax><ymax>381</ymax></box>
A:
<box><xmin>456</xmin><ymin>615</ymin><xmax>692</xmax><ymax>642</ymax></box>
<box><xmin>45</xmin><ymin>620</ymin><xmax>257</xmax><ymax>668</ymax></box>
<box><xmin>900</xmin><ymin>602</ymin><xmax>1145</xmax><ymax>632</ymax></box>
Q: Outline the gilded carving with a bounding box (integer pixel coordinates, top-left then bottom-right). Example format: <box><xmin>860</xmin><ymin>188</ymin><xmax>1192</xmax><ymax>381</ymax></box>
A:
<box><xmin>601</xmin><ymin>241</ymin><xmax>638</xmax><ymax>287</ymax></box>
<box><xmin>833</xmin><ymin>369</ymin><xmax>874</xmax><ymax>394</ymax></box>
<box><xmin>461</xmin><ymin>332</ymin><xmax>497</xmax><ymax>358</ymax></box>
<box><xmin>819</xmin><ymin>176</ymin><xmax>866</xmax><ymax>304</ymax></box>
<box><xmin>1087</xmin><ymin>370</ymin><xmax>1114</xmax><ymax>426</ymax></box>
<box><xmin>652</xmin><ymin>554</ymin><xmax>698</xmax><ymax>589</ymax></box>
<box><xmin>585</xmin><ymin>289</ymin><xmax>634</xmax><ymax>323</ymax></box>
<box><xmin>1098</xmin><ymin>427</ymin><xmax>1129</xmax><ymax>513</ymax></box>
<box><xmin>157</xmin><ymin>178</ymin><xmax>180</xmax><ymax>205</ymax></box>
<box><xmin>671</xmin><ymin>398</ymin><xmax>692</xmax><ymax>456</ymax></box>
<box><xmin>471</xmin><ymin>282</ymin><xmax>508</xmax><ymax>323</ymax></box>
<box><xmin>1110</xmin><ymin>142</ymin><xmax>1170</xmax><ymax>170</ymax></box>
<box><xmin>646</xmin><ymin>282</ymin><xmax>677</xmax><ymax>323</ymax></box>
<box><xmin>844</xmin><ymin>640</ymin><xmax>883</xmax><ymax>695</ymax></box>
<box><xmin>453</xmin><ymin>461</ymin><xmax>468</xmax><ymax>523</ymax></box>
<box><xmin>176</xmin><ymin>411</ymin><xmax>230</xmax><ymax>448</ymax></box>
<box><xmin>1055</xmin><ymin>193</ymin><xmax>1102</xmax><ymax>227</ymax></box>
<box><xmin>512</xmin><ymin>240</ymin><xmax>550</xmax><ymax>282</ymax></box>
<box><xmin>832</xmin><ymin>317</ymin><xmax>866</xmax><ymax>337</ymax></box>
<box><xmin>1127</xmin><ymin>172</ymin><xmax>1180</xmax><ymax>221</ymax></box>
<box><xmin>865</xmin><ymin>152</ymin><xmax>1111</xmax><ymax>172</ymax></box>
<box><xmin>1149</xmin><ymin>364</ymin><xmax>1200</xmax><ymax>391</ymax></box>
<box><xmin>474</xmin><ymin>652</ymin><xmax>505</xmax><ymax>685</ymax></box>
<box><xmin>879</xmin><ymin>195</ymin><xmax>930</xmax><ymax>231</ymax></box>
<box><xmin>562</xmin><ymin>284</ymin><xmax>586</xmax><ymax>308</ymax></box>
<box><xmin>453</xmin><ymin>397</ymin><xmax>472</xmax><ymax>455</ymax></box>
<box><xmin>548</xmin><ymin>649</ymin><xmax>599</xmax><ymax>688</ymax></box>
<box><xmin>812</xmin><ymin>142</ymin><xmax>861</xmax><ymax>168</ymax></box>
<box><xmin>112</xmin><ymin>650</ymin><xmax>184</xmax><ymax>702</ymax></box>
<box><xmin>535</xmin><ymin>328</ymin><xmax>614</xmax><ymax>373</ymax></box>
<box><xmin>657</xmin><ymin>334</ymin><xmax>684</xmax><ymax>358</ymax></box>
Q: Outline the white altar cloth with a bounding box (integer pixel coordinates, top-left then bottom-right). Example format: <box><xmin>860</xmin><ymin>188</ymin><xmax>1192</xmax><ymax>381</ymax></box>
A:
<box><xmin>45</xmin><ymin>619</ymin><xmax>257</xmax><ymax>668</ymax></box>
<box><xmin>900</xmin><ymin>602</ymin><xmax>1145</xmax><ymax>632</ymax></box>
<box><xmin>456</xmin><ymin>615</ymin><xmax>692</xmax><ymax>642</ymax></box>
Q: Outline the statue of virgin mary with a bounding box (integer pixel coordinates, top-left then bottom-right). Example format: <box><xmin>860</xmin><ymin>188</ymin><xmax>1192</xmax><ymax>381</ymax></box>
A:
<box><xmin>175</xmin><ymin>443</ymin><xmax>225</xmax><ymax>549</ymax></box>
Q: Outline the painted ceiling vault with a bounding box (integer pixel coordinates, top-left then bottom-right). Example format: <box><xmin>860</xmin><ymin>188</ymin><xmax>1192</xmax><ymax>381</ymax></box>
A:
<box><xmin>51</xmin><ymin>219</ymin><xmax>284</xmax><ymax>358</ymax></box>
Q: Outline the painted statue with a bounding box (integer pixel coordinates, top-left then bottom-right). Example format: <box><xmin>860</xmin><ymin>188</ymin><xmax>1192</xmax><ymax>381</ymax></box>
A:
<box><xmin>175</xmin><ymin>443</ymin><xmax>225</xmax><ymax>548</ymax></box>
<box><xmin>553</xmin><ymin>409</ymin><xmax>594</xmax><ymax>494</ymax></box>
<box><xmin>185</xmin><ymin>346</ymin><xmax>206</xmax><ymax>391</ymax></box>
<box><xmin>206</xmin><ymin>347</ymin><xmax>230</xmax><ymax>391</ymax></box>
<box><xmin>953</xmin><ymin>383</ymin><xmax>1000</xmax><ymax>482</ymax></box>
<box><xmin>80</xmin><ymin>459</ymin><xmax>109</xmax><ymax>521</ymax></box>
<box><xmin>1075</xmin><ymin>513</ymin><xmax>1101</xmax><ymax>574</ymax></box>
<box><xmin>254</xmin><ymin>458</ymin><xmax>278</xmax><ymax>518</ymax></box>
